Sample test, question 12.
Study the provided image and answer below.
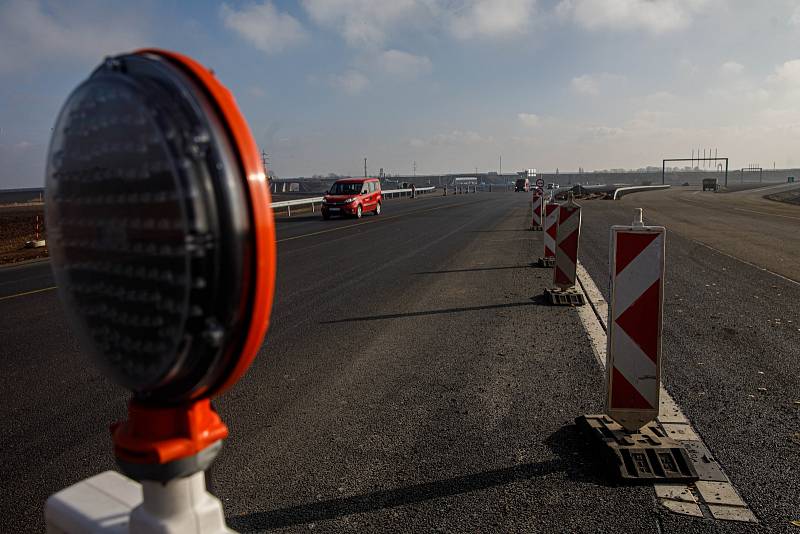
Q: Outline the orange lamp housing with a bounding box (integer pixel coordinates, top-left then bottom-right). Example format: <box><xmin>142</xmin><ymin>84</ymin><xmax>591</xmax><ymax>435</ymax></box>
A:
<box><xmin>45</xmin><ymin>49</ymin><xmax>275</xmax><ymax>479</ymax></box>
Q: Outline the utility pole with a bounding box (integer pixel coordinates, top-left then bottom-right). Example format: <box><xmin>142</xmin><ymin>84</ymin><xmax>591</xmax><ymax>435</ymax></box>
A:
<box><xmin>261</xmin><ymin>150</ymin><xmax>271</xmax><ymax>184</ymax></box>
<box><xmin>364</xmin><ymin>158</ymin><xmax>367</xmax><ymax>178</ymax></box>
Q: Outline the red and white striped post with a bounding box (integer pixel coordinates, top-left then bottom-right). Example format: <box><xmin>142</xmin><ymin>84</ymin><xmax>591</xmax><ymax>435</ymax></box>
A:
<box><xmin>530</xmin><ymin>193</ymin><xmax>544</xmax><ymax>230</ymax></box>
<box><xmin>542</xmin><ymin>203</ymin><xmax>559</xmax><ymax>262</ymax></box>
<box><xmin>606</xmin><ymin>208</ymin><xmax>666</xmax><ymax>431</ymax></box>
<box><xmin>553</xmin><ymin>195</ymin><xmax>581</xmax><ymax>289</ymax></box>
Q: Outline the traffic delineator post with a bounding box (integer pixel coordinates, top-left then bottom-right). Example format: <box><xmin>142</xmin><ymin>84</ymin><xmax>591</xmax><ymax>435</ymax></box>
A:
<box><xmin>575</xmin><ymin>209</ymin><xmax>697</xmax><ymax>483</ymax></box>
<box><xmin>536</xmin><ymin>202</ymin><xmax>558</xmax><ymax>267</ymax></box>
<box><xmin>606</xmin><ymin>207</ymin><xmax>665</xmax><ymax>431</ymax></box>
<box><xmin>530</xmin><ymin>193</ymin><xmax>543</xmax><ymax>231</ymax></box>
<box><xmin>544</xmin><ymin>192</ymin><xmax>584</xmax><ymax>305</ymax></box>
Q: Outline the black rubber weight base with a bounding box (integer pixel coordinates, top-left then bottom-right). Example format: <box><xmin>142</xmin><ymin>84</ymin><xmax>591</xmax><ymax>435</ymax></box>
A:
<box><xmin>544</xmin><ymin>287</ymin><xmax>585</xmax><ymax>306</ymax></box>
<box><xmin>575</xmin><ymin>415</ymin><xmax>699</xmax><ymax>484</ymax></box>
<box><xmin>536</xmin><ymin>257</ymin><xmax>555</xmax><ymax>268</ymax></box>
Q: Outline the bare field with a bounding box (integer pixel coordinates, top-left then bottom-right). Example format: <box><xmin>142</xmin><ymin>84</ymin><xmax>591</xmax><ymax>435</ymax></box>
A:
<box><xmin>0</xmin><ymin>203</ymin><xmax>48</xmax><ymax>265</ymax></box>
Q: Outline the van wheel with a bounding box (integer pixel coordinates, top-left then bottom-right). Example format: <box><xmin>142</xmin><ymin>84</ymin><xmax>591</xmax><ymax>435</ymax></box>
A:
<box><xmin>356</xmin><ymin>205</ymin><xmax>362</xmax><ymax>218</ymax></box>
<box><xmin>322</xmin><ymin>212</ymin><xmax>330</xmax><ymax>220</ymax></box>
<box><xmin>374</xmin><ymin>202</ymin><xmax>381</xmax><ymax>216</ymax></box>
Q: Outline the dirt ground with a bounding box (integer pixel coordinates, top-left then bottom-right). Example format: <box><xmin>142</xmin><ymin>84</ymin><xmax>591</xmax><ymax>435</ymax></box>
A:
<box><xmin>0</xmin><ymin>203</ymin><xmax>48</xmax><ymax>265</ymax></box>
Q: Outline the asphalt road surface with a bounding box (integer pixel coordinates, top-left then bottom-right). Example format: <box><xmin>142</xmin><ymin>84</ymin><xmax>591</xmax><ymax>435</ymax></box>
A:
<box><xmin>0</xmin><ymin>190</ymin><xmax>797</xmax><ymax>533</ymax></box>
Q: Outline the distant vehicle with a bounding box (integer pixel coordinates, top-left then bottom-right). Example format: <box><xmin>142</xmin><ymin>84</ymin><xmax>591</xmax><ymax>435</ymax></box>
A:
<box><xmin>515</xmin><ymin>178</ymin><xmax>530</xmax><ymax>192</ymax></box>
<box><xmin>546</xmin><ymin>183</ymin><xmax>559</xmax><ymax>190</ymax></box>
<box><xmin>321</xmin><ymin>178</ymin><xmax>382</xmax><ymax>219</ymax></box>
<box><xmin>702</xmin><ymin>178</ymin><xmax>718</xmax><ymax>191</ymax></box>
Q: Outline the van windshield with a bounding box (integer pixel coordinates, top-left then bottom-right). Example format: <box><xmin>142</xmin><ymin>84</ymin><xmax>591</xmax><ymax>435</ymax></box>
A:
<box><xmin>329</xmin><ymin>182</ymin><xmax>363</xmax><ymax>195</ymax></box>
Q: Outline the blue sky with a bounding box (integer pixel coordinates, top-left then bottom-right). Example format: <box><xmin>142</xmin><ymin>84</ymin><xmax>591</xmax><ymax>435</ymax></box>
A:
<box><xmin>3</xmin><ymin>0</ymin><xmax>800</xmax><ymax>187</ymax></box>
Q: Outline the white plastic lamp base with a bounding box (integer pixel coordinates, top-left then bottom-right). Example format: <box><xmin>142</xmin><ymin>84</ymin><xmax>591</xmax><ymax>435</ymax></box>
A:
<box><xmin>46</xmin><ymin>471</ymin><xmax>235</xmax><ymax>534</ymax></box>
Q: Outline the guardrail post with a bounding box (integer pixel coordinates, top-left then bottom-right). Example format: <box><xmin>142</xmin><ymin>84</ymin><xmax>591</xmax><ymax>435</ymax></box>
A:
<box><xmin>287</xmin><ymin>205</ymin><xmax>291</xmax><ymax>217</ymax></box>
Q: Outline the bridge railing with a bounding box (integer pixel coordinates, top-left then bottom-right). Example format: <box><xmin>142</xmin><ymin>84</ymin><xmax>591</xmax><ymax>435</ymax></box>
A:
<box><xmin>270</xmin><ymin>187</ymin><xmax>436</xmax><ymax>216</ymax></box>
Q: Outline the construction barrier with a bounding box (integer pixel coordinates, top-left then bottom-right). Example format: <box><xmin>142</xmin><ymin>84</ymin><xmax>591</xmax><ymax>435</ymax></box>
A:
<box><xmin>537</xmin><ymin>203</ymin><xmax>559</xmax><ymax>267</ymax></box>
<box><xmin>606</xmin><ymin>209</ymin><xmax>666</xmax><ymax>431</ymax></box>
<box><xmin>530</xmin><ymin>193</ymin><xmax>543</xmax><ymax>230</ymax></box>
<box><xmin>554</xmin><ymin>196</ymin><xmax>581</xmax><ymax>289</ymax></box>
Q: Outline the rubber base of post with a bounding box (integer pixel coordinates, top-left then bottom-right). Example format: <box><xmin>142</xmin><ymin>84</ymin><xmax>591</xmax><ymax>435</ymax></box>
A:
<box><xmin>535</xmin><ymin>257</ymin><xmax>556</xmax><ymax>268</ymax></box>
<box><xmin>575</xmin><ymin>414</ymin><xmax>699</xmax><ymax>483</ymax></box>
<box><xmin>544</xmin><ymin>287</ymin><xmax>585</xmax><ymax>306</ymax></box>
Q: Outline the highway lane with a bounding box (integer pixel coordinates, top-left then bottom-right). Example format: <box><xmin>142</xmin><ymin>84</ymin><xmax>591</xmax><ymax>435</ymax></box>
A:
<box><xmin>579</xmin><ymin>196</ymin><xmax>799</xmax><ymax>533</ymax></box>
<box><xmin>0</xmin><ymin>190</ymin><xmax>796</xmax><ymax>532</ymax></box>
<box><xmin>0</xmin><ymin>191</ymin><xmax>640</xmax><ymax>533</ymax></box>
<box><xmin>621</xmin><ymin>185</ymin><xmax>800</xmax><ymax>283</ymax></box>
<box><xmin>0</xmin><ymin>259</ymin><xmax>55</xmax><ymax>300</ymax></box>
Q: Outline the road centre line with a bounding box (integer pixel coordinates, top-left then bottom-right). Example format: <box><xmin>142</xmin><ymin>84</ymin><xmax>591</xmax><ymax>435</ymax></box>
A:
<box><xmin>276</xmin><ymin>199</ymin><xmax>484</xmax><ymax>243</ymax></box>
<box><xmin>574</xmin><ymin>261</ymin><xmax>757</xmax><ymax>523</ymax></box>
<box><xmin>0</xmin><ymin>286</ymin><xmax>57</xmax><ymax>302</ymax></box>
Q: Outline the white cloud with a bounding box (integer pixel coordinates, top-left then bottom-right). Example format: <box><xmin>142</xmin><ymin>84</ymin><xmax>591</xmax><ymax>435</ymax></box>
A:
<box><xmin>302</xmin><ymin>0</ymin><xmax>424</xmax><ymax>47</ymax></box>
<box><xmin>302</xmin><ymin>0</ymin><xmax>538</xmax><ymax>46</ymax></box>
<box><xmin>791</xmin><ymin>5</ymin><xmax>800</xmax><ymax>27</ymax></box>
<box><xmin>720</xmin><ymin>61</ymin><xmax>744</xmax><ymax>75</ymax></box>
<box><xmin>380</xmin><ymin>49</ymin><xmax>433</xmax><ymax>78</ymax></box>
<box><xmin>517</xmin><ymin>113</ymin><xmax>541</xmax><ymax>127</ymax></box>
<box><xmin>583</xmin><ymin>125</ymin><xmax>625</xmax><ymax>138</ymax></box>
<box><xmin>221</xmin><ymin>2</ymin><xmax>308</xmax><ymax>54</ymax></box>
<box><xmin>571</xmin><ymin>74</ymin><xmax>599</xmax><ymax>95</ymax></box>
<box><xmin>431</xmin><ymin>130</ymin><xmax>491</xmax><ymax>145</ymax></box>
<box><xmin>329</xmin><ymin>70</ymin><xmax>370</xmax><ymax>95</ymax></box>
<box><xmin>641</xmin><ymin>91</ymin><xmax>676</xmax><ymax>106</ymax></box>
<box><xmin>627</xmin><ymin>110</ymin><xmax>673</xmax><ymax>129</ymax></box>
<box><xmin>767</xmin><ymin>59</ymin><xmax>800</xmax><ymax>86</ymax></box>
<box><xmin>0</xmin><ymin>0</ymin><xmax>147</xmax><ymax>73</ymax></box>
<box><xmin>570</xmin><ymin>73</ymin><xmax>626</xmax><ymax>95</ymax></box>
<box><xmin>557</xmin><ymin>0</ymin><xmax>711</xmax><ymax>34</ymax></box>
<box><xmin>449</xmin><ymin>0</ymin><xmax>537</xmax><ymax>39</ymax></box>
<box><xmin>411</xmin><ymin>130</ymin><xmax>493</xmax><ymax>147</ymax></box>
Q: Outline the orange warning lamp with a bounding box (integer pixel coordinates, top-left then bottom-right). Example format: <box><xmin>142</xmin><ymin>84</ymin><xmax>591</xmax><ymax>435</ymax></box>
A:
<box><xmin>44</xmin><ymin>50</ymin><xmax>276</xmax><ymax>480</ymax></box>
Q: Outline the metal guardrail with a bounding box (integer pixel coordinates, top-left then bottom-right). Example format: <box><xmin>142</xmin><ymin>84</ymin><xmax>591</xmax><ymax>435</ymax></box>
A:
<box><xmin>270</xmin><ymin>187</ymin><xmax>436</xmax><ymax>215</ymax></box>
<box><xmin>612</xmin><ymin>185</ymin><xmax>671</xmax><ymax>200</ymax></box>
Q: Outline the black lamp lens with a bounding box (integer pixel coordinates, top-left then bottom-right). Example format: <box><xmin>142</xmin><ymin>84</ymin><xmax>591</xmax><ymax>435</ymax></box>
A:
<box><xmin>46</xmin><ymin>54</ymin><xmax>251</xmax><ymax>402</ymax></box>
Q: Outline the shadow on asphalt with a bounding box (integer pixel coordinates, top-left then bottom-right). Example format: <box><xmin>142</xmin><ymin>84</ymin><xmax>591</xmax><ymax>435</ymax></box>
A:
<box><xmin>320</xmin><ymin>300</ymin><xmax>547</xmax><ymax>324</ymax></box>
<box><xmin>469</xmin><ymin>229</ymin><xmax>530</xmax><ymax>233</ymax></box>
<box><xmin>228</xmin><ymin>425</ymin><xmax>604</xmax><ymax>532</ymax></box>
<box><xmin>414</xmin><ymin>264</ymin><xmax>532</xmax><ymax>274</ymax></box>
<box><xmin>274</xmin><ymin>214</ymin><xmax>326</xmax><ymax>223</ymax></box>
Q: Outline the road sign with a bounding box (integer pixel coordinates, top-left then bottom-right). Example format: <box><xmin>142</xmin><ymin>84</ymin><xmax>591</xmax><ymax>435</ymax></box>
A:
<box><xmin>554</xmin><ymin>198</ymin><xmax>581</xmax><ymax>289</ymax></box>
<box><xmin>606</xmin><ymin>209</ymin><xmax>666</xmax><ymax>431</ymax></box>
<box><xmin>536</xmin><ymin>178</ymin><xmax>545</xmax><ymax>187</ymax></box>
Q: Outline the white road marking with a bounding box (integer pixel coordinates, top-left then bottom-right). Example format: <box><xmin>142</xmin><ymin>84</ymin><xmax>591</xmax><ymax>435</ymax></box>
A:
<box><xmin>574</xmin><ymin>261</ymin><xmax>757</xmax><ymax>523</ymax></box>
<box><xmin>731</xmin><ymin>206</ymin><xmax>800</xmax><ymax>221</ymax></box>
<box><xmin>690</xmin><ymin>239</ymin><xmax>800</xmax><ymax>287</ymax></box>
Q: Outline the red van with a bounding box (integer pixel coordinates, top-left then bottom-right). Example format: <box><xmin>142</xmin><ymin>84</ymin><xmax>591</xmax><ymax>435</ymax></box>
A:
<box><xmin>321</xmin><ymin>178</ymin><xmax>382</xmax><ymax>219</ymax></box>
